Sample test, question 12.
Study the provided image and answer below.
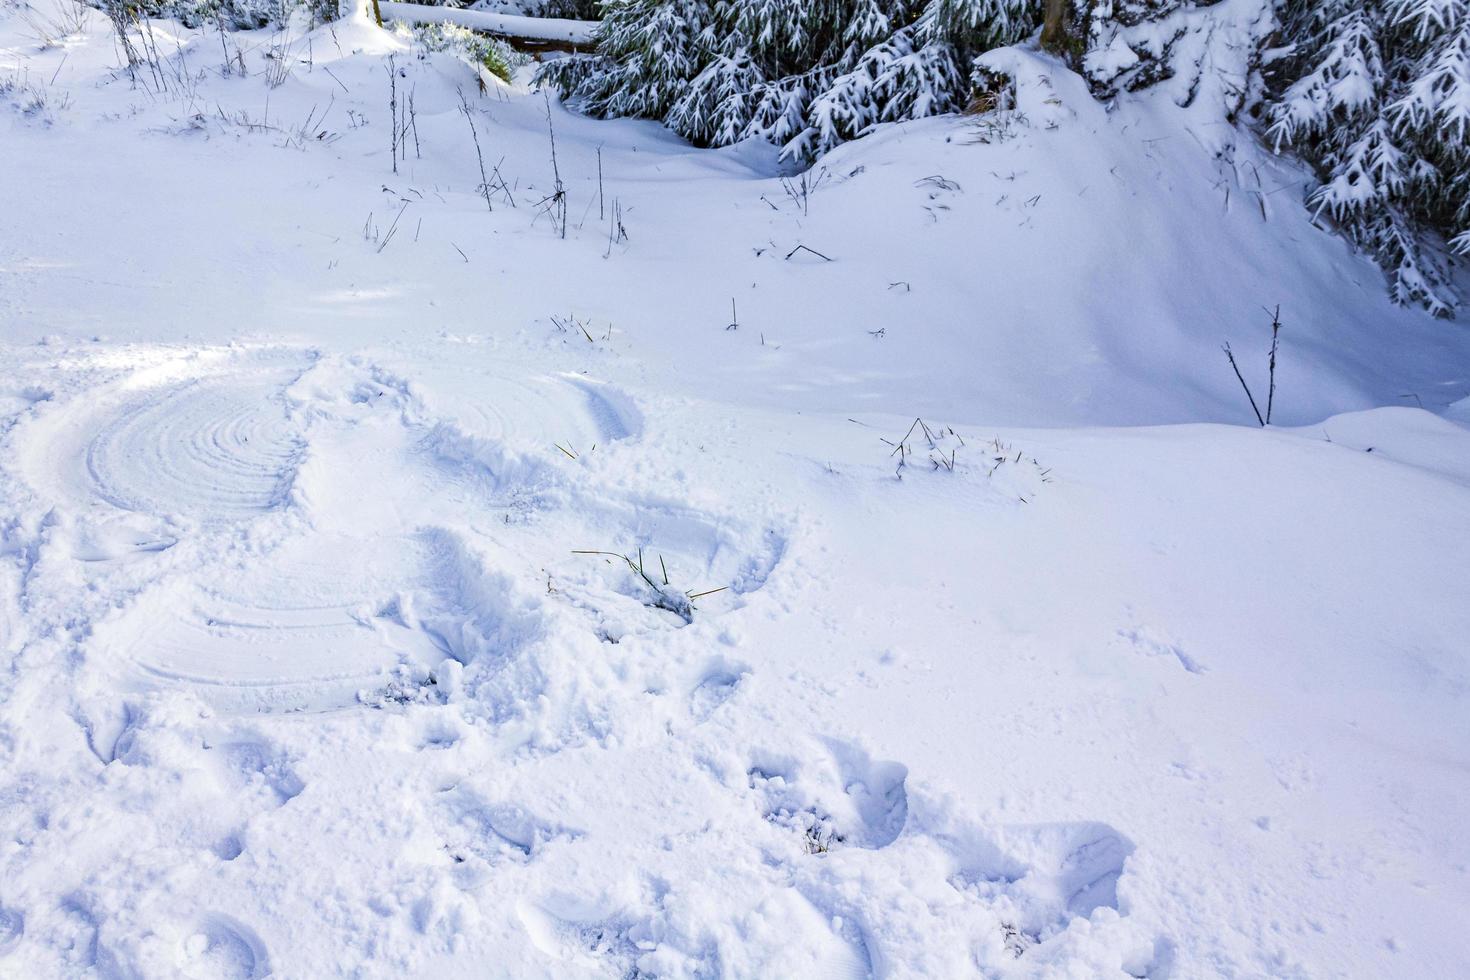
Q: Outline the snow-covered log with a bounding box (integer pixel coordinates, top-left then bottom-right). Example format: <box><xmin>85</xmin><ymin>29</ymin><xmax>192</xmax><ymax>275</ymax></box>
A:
<box><xmin>377</xmin><ymin>2</ymin><xmax>597</xmax><ymax>46</ymax></box>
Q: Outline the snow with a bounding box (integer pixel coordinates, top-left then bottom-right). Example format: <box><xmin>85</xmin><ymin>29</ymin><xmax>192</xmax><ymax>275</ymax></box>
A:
<box><xmin>3</xmin><ymin>4</ymin><xmax>1470</xmax><ymax>978</ymax></box>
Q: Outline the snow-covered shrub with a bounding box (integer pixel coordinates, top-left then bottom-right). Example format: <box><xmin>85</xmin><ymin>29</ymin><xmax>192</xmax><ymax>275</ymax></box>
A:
<box><xmin>1266</xmin><ymin>0</ymin><xmax>1470</xmax><ymax>316</ymax></box>
<box><xmin>523</xmin><ymin>0</ymin><xmax>600</xmax><ymax>18</ymax></box>
<box><xmin>398</xmin><ymin>0</ymin><xmax>598</xmax><ymax>14</ymax></box>
<box><xmin>91</xmin><ymin>0</ymin><xmax>336</xmax><ymax>31</ymax></box>
<box><xmin>539</xmin><ymin>0</ymin><xmax>1039</xmax><ymax>162</ymax></box>
<box><xmin>1079</xmin><ymin>0</ymin><xmax>1274</xmax><ymax>119</ymax></box>
<box><xmin>2</xmin><ymin>66</ymin><xmax>70</xmax><ymax>120</ymax></box>
<box><xmin>395</xmin><ymin>20</ymin><xmax>529</xmax><ymax>82</ymax></box>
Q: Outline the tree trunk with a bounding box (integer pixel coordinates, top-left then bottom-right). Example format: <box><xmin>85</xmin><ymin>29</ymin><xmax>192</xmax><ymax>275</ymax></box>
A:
<box><xmin>1040</xmin><ymin>0</ymin><xmax>1068</xmax><ymax>54</ymax></box>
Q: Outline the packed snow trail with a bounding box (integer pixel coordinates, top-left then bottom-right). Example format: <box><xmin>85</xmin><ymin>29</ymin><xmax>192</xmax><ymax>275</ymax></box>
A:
<box><xmin>3</xmin><ymin>6</ymin><xmax>1470</xmax><ymax>979</ymax></box>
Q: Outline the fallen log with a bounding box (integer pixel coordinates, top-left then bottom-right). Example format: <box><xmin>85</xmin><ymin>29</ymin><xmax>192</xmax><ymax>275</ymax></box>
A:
<box><xmin>377</xmin><ymin>2</ymin><xmax>598</xmax><ymax>49</ymax></box>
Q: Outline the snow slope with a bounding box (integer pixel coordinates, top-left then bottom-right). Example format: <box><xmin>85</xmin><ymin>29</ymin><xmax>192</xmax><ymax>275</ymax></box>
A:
<box><xmin>2</xmin><ymin>5</ymin><xmax>1470</xmax><ymax>978</ymax></box>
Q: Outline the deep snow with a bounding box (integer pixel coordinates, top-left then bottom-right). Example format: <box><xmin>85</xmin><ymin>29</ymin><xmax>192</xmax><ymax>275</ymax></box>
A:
<box><xmin>2</xmin><ymin>4</ymin><xmax>1470</xmax><ymax>978</ymax></box>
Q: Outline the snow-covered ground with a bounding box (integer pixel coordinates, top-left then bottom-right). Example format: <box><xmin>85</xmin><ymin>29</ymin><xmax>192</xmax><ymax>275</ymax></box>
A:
<box><xmin>3</xmin><ymin>5</ymin><xmax>1470</xmax><ymax>978</ymax></box>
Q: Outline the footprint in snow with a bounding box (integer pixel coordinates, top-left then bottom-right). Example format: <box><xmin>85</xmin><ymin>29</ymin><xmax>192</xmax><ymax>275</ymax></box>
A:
<box><xmin>0</xmin><ymin>907</ymin><xmax>23</xmax><ymax>957</ymax></box>
<box><xmin>689</xmin><ymin>657</ymin><xmax>750</xmax><ymax>721</ymax></box>
<box><xmin>214</xmin><ymin>740</ymin><xmax>305</xmax><ymax>807</ymax></box>
<box><xmin>212</xmin><ymin>833</ymin><xmax>245</xmax><ymax>862</ymax></box>
<box><xmin>747</xmin><ymin>738</ymin><xmax>910</xmax><ymax>852</ymax></box>
<box><xmin>517</xmin><ymin>902</ymin><xmax>647</xmax><ymax>977</ymax></box>
<box><xmin>177</xmin><ymin>914</ymin><xmax>271</xmax><ymax>980</ymax></box>
<box><xmin>947</xmin><ymin>817</ymin><xmax>1137</xmax><ymax>946</ymax></box>
<box><xmin>438</xmin><ymin>786</ymin><xmax>582</xmax><ymax>870</ymax></box>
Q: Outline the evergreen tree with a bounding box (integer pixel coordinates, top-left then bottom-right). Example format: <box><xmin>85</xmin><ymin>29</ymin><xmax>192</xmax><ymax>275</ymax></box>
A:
<box><xmin>1268</xmin><ymin>0</ymin><xmax>1470</xmax><ymax>315</ymax></box>
<box><xmin>540</xmin><ymin>0</ymin><xmax>1036</xmax><ymax>162</ymax></box>
<box><xmin>1079</xmin><ymin>0</ymin><xmax>1274</xmax><ymax>119</ymax></box>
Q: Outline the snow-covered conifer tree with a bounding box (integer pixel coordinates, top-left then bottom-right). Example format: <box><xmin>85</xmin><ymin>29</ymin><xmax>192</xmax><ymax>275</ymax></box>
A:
<box><xmin>1269</xmin><ymin>0</ymin><xmax>1470</xmax><ymax>314</ymax></box>
<box><xmin>541</xmin><ymin>0</ymin><xmax>1035</xmax><ymax>162</ymax></box>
